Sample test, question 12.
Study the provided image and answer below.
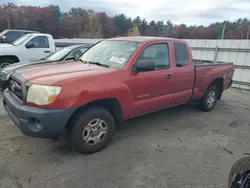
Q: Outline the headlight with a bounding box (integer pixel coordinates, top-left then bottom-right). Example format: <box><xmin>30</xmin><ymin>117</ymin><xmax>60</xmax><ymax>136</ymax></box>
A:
<box><xmin>27</xmin><ymin>84</ymin><xmax>61</xmax><ymax>105</ymax></box>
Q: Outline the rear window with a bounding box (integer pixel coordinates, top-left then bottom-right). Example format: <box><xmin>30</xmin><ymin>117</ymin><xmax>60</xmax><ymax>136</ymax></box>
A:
<box><xmin>174</xmin><ymin>43</ymin><xmax>189</xmax><ymax>67</ymax></box>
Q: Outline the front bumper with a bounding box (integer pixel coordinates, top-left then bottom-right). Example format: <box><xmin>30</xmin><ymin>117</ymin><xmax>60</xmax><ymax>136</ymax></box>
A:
<box><xmin>3</xmin><ymin>90</ymin><xmax>76</xmax><ymax>138</ymax></box>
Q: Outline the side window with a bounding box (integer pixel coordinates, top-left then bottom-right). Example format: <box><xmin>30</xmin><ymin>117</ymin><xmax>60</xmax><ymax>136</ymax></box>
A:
<box><xmin>27</xmin><ymin>36</ymin><xmax>49</xmax><ymax>48</ymax></box>
<box><xmin>79</xmin><ymin>47</ymin><xmax>88</xmax><ymax>54</ymax></box>
<box><xmin>5</xmin><ymin>31</ymin><xmax>22</xmax><ymax>42</ymax></box>
<box><xmin>68</xmin><ymin>49</ymin><xmax>83</xmax><ymax>60</ymax></box>
<box><xmin>174</xmin><ymin>43</ymin><xmax>189</xmax><ymax>67</ymax></box>
<box><xmin>136</xmin><ymin>43</ymin><xmax>170</xmax><ymax>70</ymax></box>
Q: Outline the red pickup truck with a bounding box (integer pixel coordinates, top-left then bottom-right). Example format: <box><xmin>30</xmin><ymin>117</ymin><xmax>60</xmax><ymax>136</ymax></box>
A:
<box><xmin>3</xmin><ymin>37</ymin><xmax>234</xmax><ymax>154</ymax></box>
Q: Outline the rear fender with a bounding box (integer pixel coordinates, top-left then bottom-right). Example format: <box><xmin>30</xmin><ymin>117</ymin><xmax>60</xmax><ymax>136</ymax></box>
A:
<box><xmin>203</xmin><ymin>78</ymin><xmax>224</xmax><ymax>100</ymax></box>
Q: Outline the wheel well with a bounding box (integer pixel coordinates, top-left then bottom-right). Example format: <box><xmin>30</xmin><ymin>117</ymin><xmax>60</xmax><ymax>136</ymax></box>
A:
<box><xmin>210</xmin><ymin>78</ymin><xmax>223</xmax><ymax>100</ymax></box>
<box><xmin>66</xmin><ymin>98</ymin><xmax>123</xmax><ymax>130</ymax></box>
<box><xmin>0</xmin><ymin>55</ymin><xmax>20</xmax><ymax>62</ymax></box>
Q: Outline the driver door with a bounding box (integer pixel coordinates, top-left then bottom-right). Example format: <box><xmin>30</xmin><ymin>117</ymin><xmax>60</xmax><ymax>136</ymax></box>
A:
<box><xmin>22</xmin><ymin>36</ymin><xmax>51</xmax><ymax>61</ymax></box>
<box><xmin>128</xmin><ymin>43</ymin><xmax>173</xmax><ymax>117</ymax></box>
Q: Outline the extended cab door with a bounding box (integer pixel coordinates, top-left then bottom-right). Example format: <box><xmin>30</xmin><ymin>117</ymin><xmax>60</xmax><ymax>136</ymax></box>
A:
<box><xmin>170</xmin><ymin>42</ymin><xmax>195</xmax><ymax>105</ymax></box>
<box><xmin>22</xmin><ymin>35</ymin><xmax>52</xmax><ymax>61</ymax></box>
<box><xmin>129</xmin><ymin>42</ymin><xmax>174</xmax><ymax>117</ymax></box>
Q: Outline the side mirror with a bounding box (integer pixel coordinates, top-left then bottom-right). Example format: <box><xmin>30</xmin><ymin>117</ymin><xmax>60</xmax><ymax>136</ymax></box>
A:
<box><xmin>135</xmin><ymin>60</ymin><xmax>155</xmax><ymax>72</ymax></box>
<box><xmin>26</xmin><ymin>43</ymin><xmax>35</xmax><ymax>49</ymax></box>
<box><xmin>0</xmin><ymin>36</ymin><xmax>6</xmax><ymax>43</ymax></box>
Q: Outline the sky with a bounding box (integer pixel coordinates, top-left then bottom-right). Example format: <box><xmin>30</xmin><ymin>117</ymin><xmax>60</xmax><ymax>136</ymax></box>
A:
<box><xmin>1</xmin><ymin>0</ymin><xmax>250</xmax><ymax>25</ymax></box>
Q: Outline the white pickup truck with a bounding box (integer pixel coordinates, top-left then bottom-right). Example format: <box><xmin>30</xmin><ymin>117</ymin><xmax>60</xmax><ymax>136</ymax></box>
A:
<box><xmin>0</xmin><ymin>33</ymin><xmax>56</xmax><ymax>68</ymax></box>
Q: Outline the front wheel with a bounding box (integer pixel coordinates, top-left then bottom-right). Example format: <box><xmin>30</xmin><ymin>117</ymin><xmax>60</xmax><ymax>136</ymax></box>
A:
<box><xmin>0</xmin><ymin>57</ymin><xmax>16</xmax><ymax>69</ymax></box>
<box><xmin>69</xmin><ymin>107</ymin><xmax>115</xmax><ymax>154</ymax></box>
<box><xmin>198</xmin><ymin>85</ymin><xmax>218</xmax><ymax>112</ymax></box>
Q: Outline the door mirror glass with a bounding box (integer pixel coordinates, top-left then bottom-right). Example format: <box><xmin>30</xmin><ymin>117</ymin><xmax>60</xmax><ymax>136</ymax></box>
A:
<box><xmin>26</xmin><ymin>42</ymin><xmax>35</xmax><ymax>49</ymax></box>
<box><xmin>136</xmin><ymin>60</ymin><xmax>155</xmax><ymax>72</ymax></box>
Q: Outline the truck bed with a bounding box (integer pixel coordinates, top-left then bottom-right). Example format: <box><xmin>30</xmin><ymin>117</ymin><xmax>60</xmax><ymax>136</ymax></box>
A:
<box><xmin>192</xmin><ymin>59</ymin><xmax>234</xmax><ymax>100</ymax></box>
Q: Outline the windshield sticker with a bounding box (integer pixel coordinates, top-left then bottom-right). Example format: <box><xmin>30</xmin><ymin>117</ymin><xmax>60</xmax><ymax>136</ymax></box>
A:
<box><xmin>109</xmin><ymin>56</ymin><xmax>126</xmax><ymax>64</ymax></box>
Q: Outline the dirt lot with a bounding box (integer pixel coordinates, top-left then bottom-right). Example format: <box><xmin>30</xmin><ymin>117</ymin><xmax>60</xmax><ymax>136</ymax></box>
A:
<box><xmin>0</xmin><ymin>88</ymin><xmax>250</xmax><ymax>188</ymax></box>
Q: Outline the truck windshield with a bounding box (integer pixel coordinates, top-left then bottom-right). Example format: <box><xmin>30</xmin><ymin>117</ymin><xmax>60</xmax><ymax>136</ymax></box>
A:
<box><xmin>79</xmin><ymin>40</ymin><xmax>141</xmax><ymax>69</ymax></box>
<box><xmin>12</xmin><ymin>35</ymin><xmax>33</xmax><ymax>46</ymax></box>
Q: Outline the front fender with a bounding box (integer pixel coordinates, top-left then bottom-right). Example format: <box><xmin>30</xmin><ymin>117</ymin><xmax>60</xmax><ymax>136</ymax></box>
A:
<box><xmin>71</xmin><ymin>81</ymin><xmax>133</xmax><ymax>119</ymax></box>
<box><xmin>0</xmin><ymin>47</ymin><xmax>21</xmax><ymax>60</ymax></box>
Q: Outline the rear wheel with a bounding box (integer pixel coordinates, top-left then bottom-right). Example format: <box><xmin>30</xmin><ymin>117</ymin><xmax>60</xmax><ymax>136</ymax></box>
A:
<box><xmin>198</xmin><ymin>85</ymin><xmax>218</xmax><ymax>112</ymax></box>
<box><xmin>0</xmin><ymin>57</ymin><xmax>16</xmax><ymax>69</ymax></box>
<box><xmin>69</xmin><ymin>107</ymin><xmax>115</xmax><ymax>154</ymax></box>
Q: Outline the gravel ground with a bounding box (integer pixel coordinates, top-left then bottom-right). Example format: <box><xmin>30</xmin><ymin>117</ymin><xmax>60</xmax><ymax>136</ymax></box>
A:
<box><xmin>0</xmin><ymin>88</ymin><xmax>250</xmax><ymax>188</ymax></box>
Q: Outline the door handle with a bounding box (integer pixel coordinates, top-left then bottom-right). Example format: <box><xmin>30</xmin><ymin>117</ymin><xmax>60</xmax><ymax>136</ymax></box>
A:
<box><xmin>165</xmin><ymin>74</ymin><xmax>174</xmax><ymax>79</ymax></box>
<box><xmin>44</xmin><ymin>51</ymin><xmax>51</xmax><ymax>53</ymax></box>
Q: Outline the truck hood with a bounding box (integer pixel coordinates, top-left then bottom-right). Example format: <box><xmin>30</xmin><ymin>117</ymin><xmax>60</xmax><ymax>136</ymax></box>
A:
<box><xmin>0</xmin><ymin>44</ymin><xmax>18</xmax><ymax>55</ymax></box>
<box><xmin>15</xmin><ymin>61</ymin><xmax>115</xmax><ymax>85</ymax></box>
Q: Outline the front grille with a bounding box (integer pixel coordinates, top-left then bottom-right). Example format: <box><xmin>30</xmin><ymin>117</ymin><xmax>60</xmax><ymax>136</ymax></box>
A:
<box><xmin>9</xmin><ymin>78</ymin><xmax>23</xmax><ymax>101</ymax></box>
<box><xmin>8</xmin><ymin>73</ymin><xmax>27</xmax><ymax>102</ymax></box>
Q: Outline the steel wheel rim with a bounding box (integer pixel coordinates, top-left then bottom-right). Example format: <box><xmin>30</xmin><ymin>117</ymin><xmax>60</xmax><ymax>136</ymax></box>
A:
<box><xmin>82</xmin><ymin>118</ymin><xmax>108</xmax><ymax>145</ymax></box>
<box><xmin>0</xmin><ymin>62</ymin><xmax>10</xmax><ymax>69</ymax></box>
<box><xmin>207</xmin><ymin>90</ymin><xmax>216</xmax><ymax>108</ymax></box>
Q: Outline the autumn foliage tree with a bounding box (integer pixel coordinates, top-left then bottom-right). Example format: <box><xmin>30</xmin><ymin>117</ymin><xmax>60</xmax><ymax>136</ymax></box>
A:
<box><xmin>128</xmin><ymin>25</ymin><xmax>140</xmax><ymax>36</ymax></box>
<box><xmin>0</xmin><ymin>3</ymin><xmax>250</xmax><ymax>39</ymax></box>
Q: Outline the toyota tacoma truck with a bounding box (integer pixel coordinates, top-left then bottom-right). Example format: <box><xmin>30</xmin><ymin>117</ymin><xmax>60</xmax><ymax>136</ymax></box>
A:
<box><xmin>3</xmin><ymin>37</ymin><xmax>234</xmax><ymax>154</ymax></box>
<box><xmin>0</xmin><ymin>33</ymin><xmax>56</xmax><ymax>68</ymax></box>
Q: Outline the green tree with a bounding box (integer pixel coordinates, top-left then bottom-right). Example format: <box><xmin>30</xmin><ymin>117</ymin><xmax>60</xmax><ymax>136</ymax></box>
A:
<box><xmin>133</xmin><ymin>16</ymin><xmax>141</xmax><ymax>26</ymax></box>
<box><xmin>114</xmin><ymin>14</ymin><xmax>132</xmax><ymax>36</ymax></box>
<box><xmin>156</xmin><ymin>21</ymin><xmax>165</xmax><ymax>36</ymax></box>
<box><xmin>139</xmin><ymin>19</ymin><xmax>148</xmax><ymax>35</ymax></box>
<box><xmin>69</xmin><ymin>7</ymin><xmax>86</xmax><ymax>17</ymax></box>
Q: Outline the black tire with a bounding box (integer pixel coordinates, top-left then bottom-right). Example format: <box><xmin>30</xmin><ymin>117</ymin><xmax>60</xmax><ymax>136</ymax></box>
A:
<box><xmin>198</xmin><ymin>85</ymin><xmax>218</xmax><ymax>112</ymax></box>
<box><xmin>228</xmin><ymin>157</ymin><xmax>250</xmax><ymax>187</ymax></box>
<box><xmin>0</xmin><ymin>57</ymin><xmax>16</xmax><ymax>69</ymax></box>
<box><xmin>69</xmin><ymin>107</ymin><xmax>115</xmax><ymax>154</ymax></box>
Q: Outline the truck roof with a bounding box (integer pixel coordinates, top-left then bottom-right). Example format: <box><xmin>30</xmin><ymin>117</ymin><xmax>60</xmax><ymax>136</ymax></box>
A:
<box><xmin>3</xmin><ymin>29</ymin><xmax>38</xmax><ymax>32</ymax></box>
<box><xmin>25</xmin><ymin>33</ymin><xmax>52</xmax><ymax>37</ymax></box>
<box><xmin>107</xmin><ymin>36</ymin><xmax>184</xmax><ymax>43</ymax></box>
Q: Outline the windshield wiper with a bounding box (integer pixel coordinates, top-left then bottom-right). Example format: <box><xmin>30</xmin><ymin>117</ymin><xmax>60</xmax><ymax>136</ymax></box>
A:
<box><xmin>88</xmin><ymin>61</ymin><xmax>109</xmax><ymax>68</ymax></box>
<box><xmin>78</xmin><ymin>59</ymin><xmax>87</xmax><ymax>63</ymax></box>
<box><xmin>79</xmin><ymin>60</ymin><xmax>109</xmax><ymax>68</ymax></box>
